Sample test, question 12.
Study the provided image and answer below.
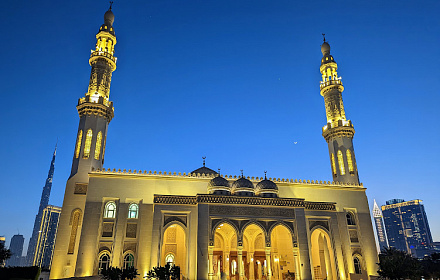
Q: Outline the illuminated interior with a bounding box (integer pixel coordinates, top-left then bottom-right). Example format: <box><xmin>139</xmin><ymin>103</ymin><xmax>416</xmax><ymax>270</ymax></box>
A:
<box><xmin>83</xmin><ymin>129</ymin><xmax>93</xmax><ymax>159</ymax></box>
<box><xmin>161</xmin><ymin>224</ymin><xmax>186</xmax><ymax>276</ymax></box>
<box><xmin>94</xmin><ymin>131</ymin><xmax>102</xmax><ymax>160</ymax></box>
<box><xmin>310</xmin><ymin>228</ymin><xmax>336</xmax><ymax>280</ymax></box>
<box><xmin>337</xmin><ymin>150</ymin><xmax>345</xmax><ymax>175</ymax></box>
<box><xmin>75</xmin><ymin>130</ymin><xmax>82</xmax><ymax>158</ymax></box>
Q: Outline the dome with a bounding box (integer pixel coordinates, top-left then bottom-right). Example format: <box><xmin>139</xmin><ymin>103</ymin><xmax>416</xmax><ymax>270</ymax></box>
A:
<box><xmin>321</xmin><ymin>42</ymin><xmax>330</xmax><ymax>55</ymax></box>
<box><xmin>104</xmin><ymin>9</ymin><xmax>115</xmax><ymax>26</ymax></box>
<box><xmin>255</xmin><ymin>178</ymin><xmax>279</xmax><ymax>197</ymax></box>
<box><xmin>231</xmin><ymin>177</ymin><xmax>254</xmax><ymax>195</ymax></box>
<box><xmin>207</xmin><ymin>176</ymin><xmax>231</xmax><ymax>195</ymax></box>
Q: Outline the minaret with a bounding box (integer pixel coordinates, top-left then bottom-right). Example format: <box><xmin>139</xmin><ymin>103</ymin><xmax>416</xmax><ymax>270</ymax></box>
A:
<box><xmin>27</xmin><ymin>144</ymin><xmax>57</xmax><ymax>265</ymax></box>
<box><xmin>372</xmin><ymin>199</ymin><xmax>389</xmax><ymax>251</ymax></box>
<box><xmin>50</xmin><ymin>7</ymin><xmax>117</xmax><ymax>279</ymax></box>
<box><xmin>70</xmin><ymin>5</ymin><xmax>117</xmax><ymax>177</ymax></box>
<box><xmin>319</xmin><ymin>38</ymin><xmax>359</xmax><ymax>184</ymax></box>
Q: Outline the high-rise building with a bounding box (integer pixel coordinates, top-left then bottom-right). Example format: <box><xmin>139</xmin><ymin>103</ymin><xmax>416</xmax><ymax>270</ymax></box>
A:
<box><xmin>381</xmin><ymin>199</ymin><xmax>433</xmax><ymax>259</ymax></box>
<box><xmin>0</xmin><ymin>236</ymin><xmax>5</xmax><ymax>246</ymax></box>
<box><xmin>27</xmin><ymin>145</ymin><xmax>57</xmax><ymax>266</ymax></box>
<box><xmin>31</xmin><ymin>205</ymin><xmax>62</xmax><ymax>269</ymax></box>
<box><xmin>372</xmin><ymin>200</ymin><xmax>388</xmax><ymax>252</ymax></box>
<box><xmin>50</xmin><ymin>6</ymin><xmax>380</xmax><ymax>280</ymax></box>
<box><xmin>5</xmin><ymin>234</ymin><xmax>25</xmax><ymax>267</ymax></box>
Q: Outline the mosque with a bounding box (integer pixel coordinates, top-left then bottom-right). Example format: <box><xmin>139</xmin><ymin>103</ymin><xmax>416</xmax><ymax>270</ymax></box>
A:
<box><xmin>50</xmin><ymin>6</ymin><xmax>379</xmax><ymax>280</ymax></box>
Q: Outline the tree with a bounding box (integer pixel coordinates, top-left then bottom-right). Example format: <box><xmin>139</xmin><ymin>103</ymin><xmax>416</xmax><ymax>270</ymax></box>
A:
<box><xmin>377</xmin><ymin>247</ymin><xmax>421</xmax><ymax>280</ymax></box>
<box><xmin>146</xmin><ymin>263</ymin><xmax>180</xmax><ymax>280</ymax></box>
<box><xmin>0</xmin><ymin>243</ymin><xmax>12</xmax><ymax>266</ymax></box>
<box><xmin>421</xmin><ymin>253</ymin><xmax>440</xmax><ymax>280</ymax></box>
<box><xmin>101</xmin><ymin>266</ymin><xmax>139</xmax><ymax>280</ymax></box>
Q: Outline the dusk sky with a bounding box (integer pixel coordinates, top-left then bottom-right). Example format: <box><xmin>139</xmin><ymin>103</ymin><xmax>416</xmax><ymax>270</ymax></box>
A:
<box><xmin>1</xmin><ymin>0</ymin><xmax>439</xmax><ymax>253</ymax></box>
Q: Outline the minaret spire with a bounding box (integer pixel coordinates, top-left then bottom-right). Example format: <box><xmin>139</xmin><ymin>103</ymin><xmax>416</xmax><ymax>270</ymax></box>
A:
<box><xmin>27</xmin><ymin>144</ymin><xmax>57</xmax><ymax>265</ymax></box>
<box><xmin>319</xmin><ymin>39</ymin><xmax>359</xmax><ymax>184</ymax></box>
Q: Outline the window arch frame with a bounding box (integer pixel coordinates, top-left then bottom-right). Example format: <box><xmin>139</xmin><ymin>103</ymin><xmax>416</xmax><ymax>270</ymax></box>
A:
<box><xmin>123</xmin><ymin>252</ymin><xmax>135</xmax><ymax>269</ymax></box>
<box><xmin>337</xmin><ymin>150</ymin><xmax>346</xmax><ymax>175</ymax></box>
<box><xmin>331</xmin><ymin>153</ymin><xmax>337</xmax><ymax>176</ymax></box>
<box><xmin>128</xmin><ymin>203</ymin><xmax>139</xmax><ymax>219</ymax></box>
<box><xmin>346</xmin><ymin>149</ymin><xmax>354</xmax><ymax>174</ymax></box>
<box><xmin>104</xmin><ymin>201</ymin><xmax>117</xmax><ymax>218</ymax></box>
<box><xmin>98</xmin><ymin>252</ymin><xmax>111</xmax><ymax>275</ymax></box>
<box><xmin>346</xmin><ymin>211</ymin><xmax>356</xmax><ymax>226</ymax></box>
<box><xmin>83</xmin><ymin>129</ymin><xmax>93</xmax><ymax>159</ymax></box>
<box><xmin>353</xmin><ymin>256</ymin><xmax>362</xmax><ymax>274</ymax></box>
<box><xmin>75</xmin><ymin>130</ymin><xmax>83</xmax><ymax>158</ymax></box>
<box><xmin>94</xmin><ymin>131</ymin><xmax>103</xmax><ymax>160</ymax></box>
<box><xmin>165</xmin><ymin>253</ymin><xmax>175</xmax><ymax>265</ymax></box>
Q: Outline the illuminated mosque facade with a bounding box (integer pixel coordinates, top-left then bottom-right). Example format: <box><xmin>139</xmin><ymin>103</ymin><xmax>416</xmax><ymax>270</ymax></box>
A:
<box><xmin>50</xmin><ymin>6</ymin><xmax>379</xmax><ymax>280</ymax></box>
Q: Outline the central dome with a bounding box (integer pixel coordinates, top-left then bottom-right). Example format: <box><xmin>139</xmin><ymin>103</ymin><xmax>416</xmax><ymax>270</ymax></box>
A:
<box><xmin>208</xmin><ymin>176</ymin><xmax>231</xmax><ymax>195</ymax></box>
<box><xmin>255</xmin><ymin>178</ymin><xmax>278</xmax><ymax>198</ymax></box>
<box><xmin>231</xmin><ymin>177</ymin><xmax>254</xmax><ymax>196</ymax></box>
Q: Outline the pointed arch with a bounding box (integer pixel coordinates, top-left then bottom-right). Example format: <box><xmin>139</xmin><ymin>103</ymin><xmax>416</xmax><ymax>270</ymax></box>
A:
<box><xmin>346</xmin><ymin>150</ymin><xmax>354</xmax><ymax>174</ymax></box>
<box><xmin>94</xmin><ymin>131</ymin><xmax>103</xmax><ymax>160</ymax></box>
<box><xmin>331</xmin><ymin>153</ymin><xmax>337</xmax><ymax>176</ymax></box>
<box><xmin>68</xmin><ymin>208</ymin><xmax>82</xmax><ymax>254</ymax></box>
<box><xmin>75</xmin><ymin>130</ymin><xmax>83</xmax><ymax>158</ymax></box>
<box><xmin>83</xmin><ymin>129</ymin><xmax>93</xmax><ymax>159</ymax></box>
<box><xmin>337</xmin><ymin>150</ymin><xmax>345</xmax><ymax>175</ymax></box>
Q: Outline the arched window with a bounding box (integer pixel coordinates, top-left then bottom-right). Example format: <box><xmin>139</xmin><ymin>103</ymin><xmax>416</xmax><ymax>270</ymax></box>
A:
<box><xmin>128</xmin><ymin>203</ymin><xmax>138</xmax><ymax>219</ymax></box>
<box><xmin>104</xmin><ymin>201</ymin><xmax>116</xmax><ymax>218</ymax></box>
<box><xmin>337</xmin><ymin>150</ymin><xmax>346</xmax><ymax>175</ymax></box>
<box><xmin>83</xmin><ymin>129</ymin><xmax>93</xmax><ymax>159</ymax></box>
<box><xmin>331</xmin><ymin>153</ymin><xmax>337</xmax><ymax>176</ymax></box>
<box><xmin>98</xmin><ymin>253</ymin><xmax>111</xmax><ymax>274</ymax></box>
<box><xmin>68</xmin><ymin>209</ymin><xmax>82</xmax><ymax>254</ymax></box>
<box><xmin>94</xmin><ymin>131</ymin><xmax>102</xmax><ymax>160</ymax></box>
<box><xmin>354</xmin><ymin>257</ymin><xmax>362</xmax><ymax>274</ymax></box>
<box><xmin>346</xmin><ymin>150</ymin><xmax>354</xmax><ymax>174</ymax></box>
<box><xmin>346</xmin><ymin>212</ymin><xmax>356</xmax><ymax>225</ymax></box>
<box><xmin>124</xmin><ymin>253</ymin><xmax>134</xmax><ymax>269</ymax></box>
<box><xmin>75</xmin><ymin>130</ymin><xmax>83</xmax><ymax>158</ymax></box>
<box><xmin>165</xmin><ymin>253</ymin><xmax>175</xmax><ymax>264</ymax></box>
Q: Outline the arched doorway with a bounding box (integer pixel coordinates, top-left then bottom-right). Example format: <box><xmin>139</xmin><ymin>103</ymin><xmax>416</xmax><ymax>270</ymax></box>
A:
<box><xmin>213</xmin><ymin>222</ymin><xmax>239</xmax><ymax>279</ymax></box>
<box><xmin>161</xmin><ymin>224</ymin><xmax>187</xmax><ymax>277</ymax></box>
<box><xmin>242</xmin><ymin>223</ymin><xmax>266</xmax><ymax>280</ymax></box>
<box><xmin>310</xmin><ymin>228</ymin><xmax>336</xmax><ymax>280</ymax></box>
<box><xmin>270</xmin><ymin>224</ymin><xmax>296</xmax><ymax>280</ymax></box>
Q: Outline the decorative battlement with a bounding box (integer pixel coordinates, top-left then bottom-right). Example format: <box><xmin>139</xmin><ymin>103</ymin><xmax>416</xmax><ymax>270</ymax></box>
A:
<box><xmin>153</xmin><ymin>194</ymin><xmax>336</xmax><ymax>211</ymax></box>
<box><xmin>90</xmin><ymin>50</ymin><xmax>117</xmax><ymax>70</ymax></box>
<box><xmin>322</xmin><ymin>122</ymin><xmax>355</xmax><ymax>142</ymax></box>
<box><xmin>91</xmin><ymin>168</ymin><xmax>363</xmax><ymax>187</ymax></box>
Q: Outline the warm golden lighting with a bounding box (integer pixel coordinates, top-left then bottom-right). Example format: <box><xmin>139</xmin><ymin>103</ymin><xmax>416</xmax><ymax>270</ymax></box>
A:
<box><xmin>337</xmin><ymin>150</ymin><xmax>345</xmax><ymax>175</ymax></box>
<box><xmin>331</xmin><ymin>153</ymin><xmax>337</xmax><ymax>176</ymax></box>
<box><xmin>94</xmin><ymin>131</ymin><xmax>102</xmax><ymax>160</ymax></box>
<box><xmin>83</xmin><ymin>129</ymin><xmax>93</xmax><ymax>159</ymax></box>
<box><xmin>75</xmin><ymin>130</ymin><xmax>83</xmax><ymax>158</ymax></box>
<box><xmin>346</xmin><ymin>150</ymin><xmax>354</xmax><ymax>174</ymax></box>
<box><xmin>68</xmin><ymin>209</ymin><xmax>81</xmax><ymax>254</ymax></box>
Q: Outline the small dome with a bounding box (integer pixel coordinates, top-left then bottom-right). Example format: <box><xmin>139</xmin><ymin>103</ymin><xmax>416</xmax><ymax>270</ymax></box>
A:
<box><xmin>104</xmin><ymin>9</ymin><xmax>115</xmax><ymax>26</ymax></box>
<box><xmin>255</xmin><ymin>177</ymin><xmax>278</xmax><ymax>197</ymax></box>
<box><xmin>208</xmin><ymin>176</ymin><xmax>230</xmax><ymax>188</ymax></box>
<box><xmin>321</xmin><ymin>42</ymin><xmax>330</xmax><ymax>55</ymax></box>
<box><xmin>231</xmin><ymin>177</ymin><xmax>254</xmax><ymax>195</ymax></box>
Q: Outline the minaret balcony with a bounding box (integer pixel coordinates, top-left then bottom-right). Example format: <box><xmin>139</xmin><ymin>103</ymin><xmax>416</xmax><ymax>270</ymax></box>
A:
<box><xmin>78</xmin><ymin>95</ymin><xmax>113</xmax><ymax>110</ymax></box>
<box><xmin>90</xmin><ymin>50</ymin><xmax>117</xmax><ymax>64</ymax></box>
<box><xmin>320</xmin><ymin>79</ymin><xmax>342</xmax><ymax>90</ymax></box>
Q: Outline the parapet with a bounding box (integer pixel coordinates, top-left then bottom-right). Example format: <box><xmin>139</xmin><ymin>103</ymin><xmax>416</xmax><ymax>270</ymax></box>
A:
<box><xmin>90</xmin><ymin>167</ymin><xmax>364</xmax><ymax>188</ymax></box>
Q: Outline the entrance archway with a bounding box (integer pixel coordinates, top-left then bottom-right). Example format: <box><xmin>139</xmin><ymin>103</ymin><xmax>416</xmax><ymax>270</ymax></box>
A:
<box><xmin>213</xmin><ymin>222</ymin><xmax>239</xmax><ymax>279</ymax></box>
<box><xmin>242</xmin><ymin>223</ymin><xmax>266</xmax><ymax>280</ymax></box>
<box><xmin>310</xmin><ymin>228</ymin><xmax>336</xmax><ymax>280</ymax></box>
<box><xmin>161</xmin><ymin>224</ymin><xmax>187</xmax><ymax>277</ymax></box>
<box><xmin>270</xmin><ymin>224</ymin><xmax>296</xmax><ymax>280</ymax></box>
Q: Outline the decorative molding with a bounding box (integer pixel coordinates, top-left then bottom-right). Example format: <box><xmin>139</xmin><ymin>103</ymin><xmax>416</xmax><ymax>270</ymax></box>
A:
<box><xmin>74</xmin><ymin>183</ymin><xmax>88</xmax><ymax>195</ymax></box>
<box><xmin>309</xmin><ymin>220</ymin><xmax>329</xmax><ymax>231</ymax></box>
<box><xmin>210</xmin><ymin>205</ymin><xmax>295</xmax><ymax>218</ymax></box>
<box><xmin>164</xmin><ymin>214</ymin><xmax>188</xmax><ymax>227</ymax></box>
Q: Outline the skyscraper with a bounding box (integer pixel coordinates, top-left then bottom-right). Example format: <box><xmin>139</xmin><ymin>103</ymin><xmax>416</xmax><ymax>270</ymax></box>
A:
<box><xmin>27</xmin><ymin>145</ymin><xmax>57</xmax><ymax>266</ymax></box>
<box><xmin>32</xmin><ymin>205</ymin><xmax>62</xmax><ymax>269</ymax></box>
<box><xmin>5</xmin><ymin>234</ymin><xmax>25</xmax><ymax>267</ymax></box>
<box><xmin>372</xmin><ymin>200</ymin><xmax>388</xmax><ymax>251</ymax></box>
<box><xmin>382</xmin><ymin>199</ymin><xmax>433</xmax><ymax>259</ymax></box>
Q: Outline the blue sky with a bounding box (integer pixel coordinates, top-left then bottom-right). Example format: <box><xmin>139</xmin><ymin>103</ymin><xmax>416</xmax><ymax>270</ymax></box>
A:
<box><xmin>1</xmin><ymin>0</ymin><xmax>439</xmax><ymax>252</ymax></box>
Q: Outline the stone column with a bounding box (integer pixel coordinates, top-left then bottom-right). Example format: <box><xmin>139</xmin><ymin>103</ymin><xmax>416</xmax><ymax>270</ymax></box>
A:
<box><xmin>323</xmin><ymin>240</ymin><xmax>333</xmax><ymax>280</ymax></box>
<box><xmin>225</xmin><ymin>251</ymin><xmax>230</xmax><ymax>279</ymax></box>
<box><xmin>265</xmin><ymin>247</ymin><xmax>272</xmax><ymax>280</ymax></box>
<box><xmin>237</xmin><ymin>246</ymin><xmax>244</xmax><ymax>280</ymax></box>
<box><xmin>295</xmin><ymin>208</ymin><xmax>312</xmax><ymax>280</ymax></box>
<box><xmin>293</xmin><ymin>249</ymin><xmax>301</xmax><ymax>280</ymax></box>
<box><xmin>208</xmin><ymin>246</ymin><xmax>214</xmax><ymax>280</ymax></box>
<box><xmin>249</xmin><ymin>252</ymin><xmax>255</xmax><ymax>280</ymax></box>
